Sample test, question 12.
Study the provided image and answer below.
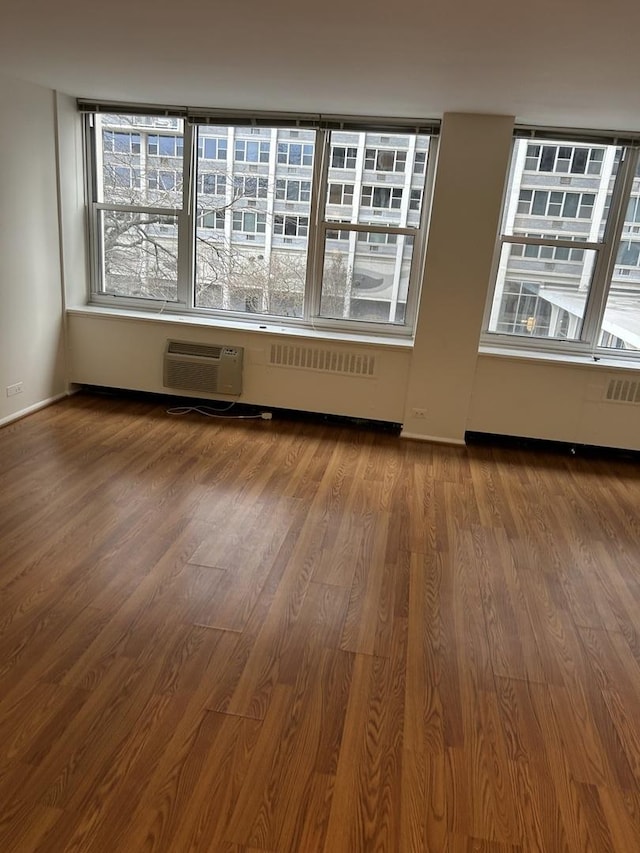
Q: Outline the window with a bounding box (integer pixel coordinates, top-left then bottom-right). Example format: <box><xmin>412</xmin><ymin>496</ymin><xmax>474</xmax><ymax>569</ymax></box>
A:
<box><xmin>199</xmin><ymin>136</ymin><xmax>227</xmax><ymax>160</ymax></box>
<box><xmin>234</xmin><ymin>176</ymin><xmax>269</xmax><ymax>199</ymax></box>
<box><xmin>103</xmin><ymin>131</ymin><xmax>141</xmax><ymax>154</ymax></box>
<box><xmin>516</xmin><ymin>190</ymin><xmax>595</xmax><ymax>219</ymax></box>
<box><xmin>494</xmin><ymin>281</ymin><xmax>553</xmax><ymax>336</ymax></box>
<box><xmin>199</xmin><ymin>174</ymin><xmax>226</xmax><ymax>196</ymax></box>
<box><xmin>276</xmin><ymin>179</ymin><xmax>311</xmax><ymax>202</ymax></box>
<box><xmin>274</xmin><ymin>215</ymin><xmax>308</xmax><ymax>238</ymax></box>
<box><xmin>357</xmin><ymin>231</ymin><xmax>398</xmax><ymax>245</ymax></box>
<box><xmin>88</xmin><ymin>111</ymin><xmax>435</xmax><ymax>333</ymax></box>
<box><xmin>364</xmin><ymin>148</ymin><xmax>406</xmax><ymax>172</ymax></box>
<box><xmin>328</xmin><ymin>183</ymin><xmax>355</xmax><ymax>205</ymax></box>
<box><xmin>235</xmin><ymin>139</ymin><xmax>270</xmax><ymax>163</ymax></box>
<box><xmin>626</xmin><ymin>196</ymin><xmax>640</xmax><ymax>224</ymax></box>
<box><xmin>331</xmin><ymin>146</ymin><xmax>357</xmax><ymax>169</ymax></box>
<box><xmin>509</xmin><ymin>234</ymin><xmax>586</xmax><ymax>262</ymax></box>
<box><xmin>277</xmin><ymin>142</ymin><xmax>313</xmax><ymax>166</ymax></box>
<box><xmin>361</xmin><ymin>186</ymin><xmax>403</xmax><ymax>209</ymax></box>
<box><xmin>93</xmin><ymin>114</ymin><xmax>183</xmax><ymax>300</ymax></box>
<box><xmin>232</xmin><ymin>211</ymin><xmax>267</xmax><ymax>233</ymax></box>
<box><xmin>198</xmin><ymin>211</ymin><xmax>225</xmax><ymax>230</ymax></box>
<box><xmin>485</xmin><ymin>136</ymin><xmax>640</xmax><ymax>354</ymax></box>
<box><xmin>106</xmin><ymin>165</ymin><xmax>140</xmax><ymax>189</ymax></box>
<box><xmin>617</xmin><ymin>240</ymin><xmax>640</xmax><ymax>267</ymax></box>
<box><xmin>524</xmin><ymin>143</ymin><xmax>605</xmax><ymax>175</ymax></box>
<box><xmin>319</xmin><ymin>130</ymin><xmax>430</xmax><ymax>324</ymax></box>
<box><xmin>409</xmin><ymin>189</ymin><xmax>422</xmax><ymax>211</ymax></box>
<box><xmin>147</xmin><ymin>169</ymin><xmax>180</xmax><ymax>191</ymax></box>
<box><xmin>148</xmin><ymin>134</ymin><xmax>184</xmax><ymax>158</ymax></box>
<box><xmin>326</xmin><ymin>220</ymin><xmax>352</xmax><ymax>241</ymax></box>
<box><xmin>414</xmin><ymin>150</ymin><xmax>427</xmax><ymax>174</ymax></box>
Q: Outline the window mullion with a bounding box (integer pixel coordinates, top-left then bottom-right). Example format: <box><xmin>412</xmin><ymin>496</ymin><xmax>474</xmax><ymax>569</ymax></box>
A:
<box><xmin>95</xmin><ymin>202</ymin><xmax>181</xmax><ymax>216</ymax></box>
<box><xmin>404</xmin><ymin>135</ymin><xmax>438</xmax><ymax>329</ymax></box>
<box><xmin>305</xmin><ymin>129</ymin><xmax>329</xmax><ymax>321</ymax></box>
<box><xmin>177</xmin><ymin>120</ymin><xmax>195</xmax><ymax>308</ymax></box>
<box><xmin>85</xmin><ymin>117</ymin><xmax>102</xmax><ymax>295</ymax></box>
<box><xmin>315</xmin><ymin>221</ymin><xmax>417</xmax><ymax>237</ymax></box>
<box><xmin>581</xmin><ymin>147</ymin><xmax>639</xmax><ymax>347</ymax></box>
<box><xmin>502</xmin><ymin>234</ymin><xmax>602</xmax><ymax>251</ymax></box>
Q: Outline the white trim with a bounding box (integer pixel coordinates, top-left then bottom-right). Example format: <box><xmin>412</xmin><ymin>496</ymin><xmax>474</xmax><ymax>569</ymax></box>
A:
<box><xmin>0</xmin><ymin>392</ymin><xmax>70</xmax><ymax>429</ymax></box>
<box><xmin>54</xmin><ymin>91</ymin><xmax>71</xmax><ymax>391</ymax></box>
<box><xmin>66</xmin><ymin>305</ymin><xmax>414</xmax><ymax>350</ymax></box>
<box><xmin>478</xmin><ymin>345</ymin><xmax>640</xmax><ymax>372</ymax></box>
<box><xmin>400</xmin><ymin>430</ymin><xmax>466</xmax><ymax>445</ymax></box>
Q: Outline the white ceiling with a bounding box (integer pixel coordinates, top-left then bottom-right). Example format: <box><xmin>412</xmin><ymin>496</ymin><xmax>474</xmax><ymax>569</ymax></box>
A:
<box><xmin>2</xmin><ymin>0</ymin><xmax>640</xmax><ymax>132</ymax></box>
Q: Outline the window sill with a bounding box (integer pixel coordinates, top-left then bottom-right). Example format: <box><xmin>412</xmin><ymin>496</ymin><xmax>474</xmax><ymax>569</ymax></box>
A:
<box><xmin>66</xmin><ymin>305</ymin><xmax>415</xmax><ymax>350</ymax></box>
<box><xmin>479</xmin><ymin>343</ymin><xmax>640</xmax><ymax>372</ymax></box>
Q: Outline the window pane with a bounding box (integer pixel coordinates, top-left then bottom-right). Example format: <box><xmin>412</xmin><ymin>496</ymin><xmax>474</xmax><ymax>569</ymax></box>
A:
<box><xmin>195</xmin><ymin>242</ymin><xmax>305</xmax><ymax>317</ymax></box>
<box><xmin>532</xmin><ymin>191</ymin><xmax>547</xmax><ymax>215</ymax></box>
<box><xmin>97</xmin><ymin>114</ymin><xmax>184</xmax><ymax>207</ymax></box>
<box><xmin>504</xmin><ymin>139</ymin><xmax>620</xmax><ymax>243</ymax></box>
<box><xmin>601</xmin><ymin>169</ymin><xmax>640</xmax><ymax>349</ymax></box>
<box><xmin>194</xmin><ymin>126</ymin><xmax>313</xmax><ymax>317</ymax></box>
<box><xmin>319</xmin><ymin>229</ymin><xmax>415</xmax><ymax>324</ymax></box>
<box><xmin>540</xmin><ymin>146</ymin><xmax>556</xmax><ymax>171</ymax></box>
<box><xmin>325</xmin><ymin>130</ymin><xmax>430</xmax><ymax>227</ymax></box>
<box><xmin>203</xmin><ymin>136</ymin><xmax>227</xmax><ymax>160</ymax></box>
<box><xmin>572</xmin><ymin>149</ymin><xmax>588</xmax><ymax>174</ymax></box>
<box><xmin>331</xmin><ymin>145</ymin><xmax>357</xmax><ymax>169</ymax></box>
<box><xmin>99</xmin><ymin>210</ymin><xmax>178</xmax><ymax>300</ymax></box>
<box><xmin>599</xmin><ymin>287</ymin><xmax>640</xmax><ymax>350</ymax></box>
<box><xmin>487</xmin><ymin>242</ymin><xmax>598</xmax><ymax>340</ymax></box>
<box><xmin>562</xmin><ymin>194</ymin><xmax>579</xmax><ymax>217</ymax></box>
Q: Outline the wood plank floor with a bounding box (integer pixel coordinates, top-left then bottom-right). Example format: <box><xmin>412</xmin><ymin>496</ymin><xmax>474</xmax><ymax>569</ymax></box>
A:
<box><xmin>1</xmin><ymin>392</ymin><xmax>640</xmax><ymax>852</ymax></box>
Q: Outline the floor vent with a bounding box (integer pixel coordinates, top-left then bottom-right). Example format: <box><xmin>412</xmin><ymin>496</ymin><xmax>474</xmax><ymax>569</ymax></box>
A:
<box><xmin>605</xmin><ymin>377</ymin><xmax>640</xmax><ymax>405</ymax></box>
<box><xmin>269</xmin><ymin>343</ymin><xmax>376</xmax><ymax>377</ymax></box>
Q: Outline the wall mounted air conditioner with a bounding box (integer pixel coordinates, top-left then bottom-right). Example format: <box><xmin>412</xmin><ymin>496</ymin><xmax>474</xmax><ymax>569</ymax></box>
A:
<box><xmin>163</xmin><ymin>340</ymin><xmax>244</xmax><ymax>396</ymax></box>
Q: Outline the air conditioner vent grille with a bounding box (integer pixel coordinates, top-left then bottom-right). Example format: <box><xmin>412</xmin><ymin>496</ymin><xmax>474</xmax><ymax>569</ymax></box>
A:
<box><xmin>605</xmin><ymin>377</ymin><xmax>640</xmax><ymax>404</ymax></box>
<box><xmin>269</xmin><ymin>344</ymin><xmax>376</xmax><ymax>377</ymax></box>
<box><xmin>167</xmin><ymin>341</ymin><xmax>223</xmax><ymax>359</ymax></box>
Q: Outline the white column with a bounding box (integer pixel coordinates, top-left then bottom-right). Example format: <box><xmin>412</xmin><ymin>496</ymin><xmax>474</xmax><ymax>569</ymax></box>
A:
<box><xmin>402</xmin><ymin>113</ymin><xmax>514</xmax><ymax>443</ymax></box>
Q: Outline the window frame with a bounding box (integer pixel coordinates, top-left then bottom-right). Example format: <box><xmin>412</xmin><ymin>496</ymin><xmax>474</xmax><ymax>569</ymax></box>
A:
<box><xmin>482</xmin><ymin>133</ymin><xmax>640</xmax><ymax>358</ymax></box>
<box><xmin>331</xmin><ymin>145</ymin><xmax>358</xmax><ymax>170</ymax></box>
<box><xmin>84</xmin><ymin>107</ymin><xmax>438</xmax><ymax>338</ymax></box>
<box><xmin>275</xmin><ymin>178</ymin><xmax>312</xmax><ymax>202</ymax></box>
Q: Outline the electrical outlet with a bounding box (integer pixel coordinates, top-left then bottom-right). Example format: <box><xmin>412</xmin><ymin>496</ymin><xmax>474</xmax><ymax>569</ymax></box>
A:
<box><xmin>411</xmin><ymin>407</ymin><xmax>427</xmax><ymax>419</ymax></box>
<box><xmin>6</xmin><ymin>382</ymin><xmax>23</xmax><ymax>397</ymax></box>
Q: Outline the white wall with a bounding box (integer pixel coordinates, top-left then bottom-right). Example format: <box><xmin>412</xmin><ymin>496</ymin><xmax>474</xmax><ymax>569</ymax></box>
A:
<box><xmin>0</xmin><ymin>74</ymin><xmax>66</xmax><ymax>425</ymax></box>
<box><xmin>3</xmin><ymin>101</ymin><xmax>630</xmax><ymax>451</ymax></box>
<box><xmin>468</xmin><ymin>354</ymin><xmax>640</xmax><ymax>450</ymax></box>
<box><xmin>63</xmin><ymin>111</ymin><xmax>640</xmax><ymax>450</ymax></box>
<box><xmin>66</xmin><ymin>310</ymin><xmax>413</xmax><ymax>422</ymax></box>
<box><xmin>65</xmin><ymin>113</ymin><xmax>515</xmax><ymax>431</ymax></box>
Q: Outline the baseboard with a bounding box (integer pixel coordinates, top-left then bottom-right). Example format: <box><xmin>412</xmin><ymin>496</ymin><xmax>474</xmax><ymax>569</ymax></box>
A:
<box><xmin>400</xmin><ymin>430</ymin><xmax>466</xmax><ymax>445</ymax></box>
<box><xmin>73</xmin><ymin>385</ymin><xmax>403</xmax><ymax>434</ymax></box>
<box><xmin>465</xmin><ymin>430</ymin><xmax>640</xmax><ymax>460</ymax></box>
<box><xmin>0</xmin><ymin>391</ymin><xmax>71</xmax><ymax>429</ymax></box>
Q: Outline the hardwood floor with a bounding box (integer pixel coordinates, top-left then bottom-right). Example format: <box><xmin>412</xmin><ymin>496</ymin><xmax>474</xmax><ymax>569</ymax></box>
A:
<box><xmin>1</xmin><ymin>391</ymin><xmax>640</xmax><ymax>851</ymax></box>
